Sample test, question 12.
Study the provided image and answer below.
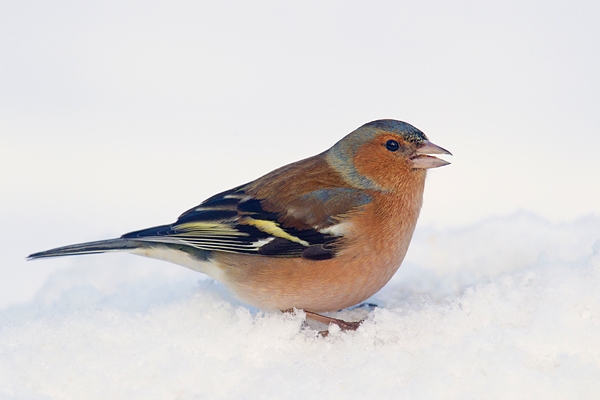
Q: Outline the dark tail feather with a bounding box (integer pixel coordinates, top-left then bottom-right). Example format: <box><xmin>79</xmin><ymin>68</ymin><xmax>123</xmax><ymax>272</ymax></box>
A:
<box><xmin>27</xmin><ymin>238</ymin><xmax>140</xmax><ymax>260</ymax></box>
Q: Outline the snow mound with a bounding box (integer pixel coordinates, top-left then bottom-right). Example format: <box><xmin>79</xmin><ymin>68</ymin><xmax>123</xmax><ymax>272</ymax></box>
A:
<box><xmin>1</xmin><ymin>212</ymin><xmax>599</xmax><ymax>399</ymax></box>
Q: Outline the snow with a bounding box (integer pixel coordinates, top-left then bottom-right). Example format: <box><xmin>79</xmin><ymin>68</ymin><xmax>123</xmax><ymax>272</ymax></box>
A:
<box><xmin>1</xmin><ymin>212</ymin><xmax>599</xmax><ymax>399</ymax></box>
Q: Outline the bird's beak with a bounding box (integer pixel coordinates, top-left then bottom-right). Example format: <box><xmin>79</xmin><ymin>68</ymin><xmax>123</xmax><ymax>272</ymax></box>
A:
<box><xmin>410</xmin><ymin>140</ymin><xmax>452</xmax><ymax>169</ymax></box>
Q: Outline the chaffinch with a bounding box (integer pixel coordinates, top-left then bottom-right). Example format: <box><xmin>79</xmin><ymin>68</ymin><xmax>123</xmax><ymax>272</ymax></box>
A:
<box><xmin>29</xmin><ymin>119</ymin><xmax>451</xmax><ymax>331</ymax></box>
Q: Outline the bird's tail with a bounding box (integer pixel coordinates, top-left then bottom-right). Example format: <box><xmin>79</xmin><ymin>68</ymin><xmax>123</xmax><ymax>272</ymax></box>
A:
<box><xmin>27</xmin><ymin>238</ymin><xmax>140</xmax><ymax>260</ymax></box>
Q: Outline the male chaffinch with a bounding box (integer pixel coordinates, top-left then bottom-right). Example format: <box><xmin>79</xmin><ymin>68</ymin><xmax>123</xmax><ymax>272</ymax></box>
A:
<box><xmin>29</xmin><ymin>119</ymin><xmax>451</xmax><ymax>330</ymax></box>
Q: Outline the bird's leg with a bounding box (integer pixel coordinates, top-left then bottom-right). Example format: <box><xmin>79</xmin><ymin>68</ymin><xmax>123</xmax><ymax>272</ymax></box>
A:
<box><xmin>303</xmin><ymin>310</ymin><xmax>363</xmax><ymax>331</ymax></box>
<box><xmin>282</xmin><ymin>309</ymin><xmax>363</xmax><ymax>335</ymax></box>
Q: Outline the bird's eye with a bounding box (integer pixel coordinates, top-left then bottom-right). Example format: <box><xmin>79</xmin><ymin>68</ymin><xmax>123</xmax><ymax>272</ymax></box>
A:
<box><xmin>385</xmin><ymin>140</ymin><xmax>400</xmax><ymax>152</ymax></box>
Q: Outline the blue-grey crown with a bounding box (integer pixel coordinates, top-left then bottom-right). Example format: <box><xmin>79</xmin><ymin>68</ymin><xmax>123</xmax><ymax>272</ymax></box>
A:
<box><xmin>361</xmin><ymin>119</ymin><xmax>427</xmax><ymax>142</ymax></box>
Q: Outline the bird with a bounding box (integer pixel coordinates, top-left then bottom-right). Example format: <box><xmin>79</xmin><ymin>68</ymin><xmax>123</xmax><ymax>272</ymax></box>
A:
<box><xmin>28</xmin><ymin>119</ymin><xmax>451</xmax><ymax>331</ymax></box>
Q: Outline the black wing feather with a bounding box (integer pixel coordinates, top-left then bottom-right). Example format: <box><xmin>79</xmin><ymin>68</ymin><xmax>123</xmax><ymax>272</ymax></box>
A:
<box><xmin>121</xmin><ymin>186</ymin><xmax>367</xmax><ymax>258</ymax></box>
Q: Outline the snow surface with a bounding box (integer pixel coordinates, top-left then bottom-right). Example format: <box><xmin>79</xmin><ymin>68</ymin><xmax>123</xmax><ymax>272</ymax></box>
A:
<box><xmin>1</xmin><ymin>212</ymin><xmax>599</xmax><ymax>399</ymax></box>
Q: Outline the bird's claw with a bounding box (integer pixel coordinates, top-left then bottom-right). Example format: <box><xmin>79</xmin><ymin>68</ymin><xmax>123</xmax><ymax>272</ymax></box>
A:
<box><xmin>318</xmin><ymin>319</ymin><xmax>363</xmax><ymax>337</ymax></box>
<box><xmin>303</xmin><ymin>310</ymin><xmax>363</xmax><ymax>335</ymax></box>
<box><xmin>282</xmin><ymin>308</ymin><xmax>364</xmax><ymax>336</ymax></box>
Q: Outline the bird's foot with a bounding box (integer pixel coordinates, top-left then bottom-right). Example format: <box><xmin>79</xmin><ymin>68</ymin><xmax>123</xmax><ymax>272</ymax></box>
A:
<box><xmin>282</xmin><ymin>309</ymin><xmax>364</xmax><ymax>336</ymax></box>
<box><xmin>303</xmin><ymin>310</ymin><xmax>363</xmax><ymax>336</ymax></box>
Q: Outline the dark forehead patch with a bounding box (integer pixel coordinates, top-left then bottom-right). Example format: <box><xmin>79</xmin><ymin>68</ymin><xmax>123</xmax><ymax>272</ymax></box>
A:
<box><xmin>362</xmin><ymin>119</ymin><xmax>427</xmax><ymax>143</ymax></box>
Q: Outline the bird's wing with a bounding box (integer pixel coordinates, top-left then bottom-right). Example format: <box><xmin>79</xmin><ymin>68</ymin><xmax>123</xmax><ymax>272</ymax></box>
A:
<box><xmin>122</xmin><ymin>185</ymin><xmax>371</xmax><ymax>260</ymax></box>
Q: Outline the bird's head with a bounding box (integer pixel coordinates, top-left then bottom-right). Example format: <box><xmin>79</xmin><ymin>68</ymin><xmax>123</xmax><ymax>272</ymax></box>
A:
<box><xmin>326</xmin><ymin>119</ymin><xmax>452</xmax><ymax>191</ymax></box>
